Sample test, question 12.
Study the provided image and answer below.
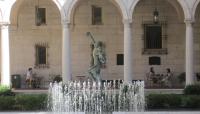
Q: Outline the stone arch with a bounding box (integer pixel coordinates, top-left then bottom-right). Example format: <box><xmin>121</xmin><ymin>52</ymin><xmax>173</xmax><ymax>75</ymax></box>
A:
<box><xmin>64</xmin><ymin>0</ymin><xmax>124</xmax><ymax>24</ymax></box>
<box><xmin>166</xmin><ymin>0</ymin><xmax>185</xmax><ymax>21</ymax></box>
<box><xmin>130</xmin><ymin>0</ymin><xmax>140</xmax><ymax>20</ymax></box>
<box><xmin>131</xmin><ymin>0</ymin><xmax>186</xmax><ymax>77</ymax></box>
<box><xmin>52</xmin><ymin>0</ymin><xmax>66</xmax><ymax>22</ymax></box>
<box><xmin>194</xmin><ymin>0</ymin><xmax>200</xmax><ymax>21</ymax></box>
<box><xmin>176</xmin><ymin>0</ymin><xmax>192</xmax><ymax>20</ymax></box>
<box><xmin>10</xmin><ymin>0</ymin><xmax>61</xmax><ymax>26</ymax></box>
<box><xmin>10</xmin><ymin>0</ymin><xmax>24</xmax><ymax>25</ymax></box>
<box><xmin>131</xmin><ymin>0</ymin><xmax>184</xmax><ymax>21</ymax></box>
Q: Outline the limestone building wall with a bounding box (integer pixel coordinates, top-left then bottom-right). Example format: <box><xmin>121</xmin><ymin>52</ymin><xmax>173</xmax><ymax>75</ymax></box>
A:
<box><xmin>9</xmin><ymin>0</ymin><xmax>62</xmax><ymax>82</ymax></box>
<box><xmin>0</xmin><ymin>0</ymin><xmax>199</xmax><ymax>82</ymax></box>
<box><xmin>194</xmin><ymin>4</ymin><xmax>200</xmax><ymax>73</ymax></box>
<box><xmin>132</xmin><ymin>0</ymin><xmax>186</xmax><ymax>79</ymax></box>
<box><xmin>71</xmin><ymin>0</ymin><xmax>124</xmax><ymax>80</ymax></box>
<box><xmin>71</xmin><ymin>0</ymin><xmax>187</xmax><ymax>80</ymax></box>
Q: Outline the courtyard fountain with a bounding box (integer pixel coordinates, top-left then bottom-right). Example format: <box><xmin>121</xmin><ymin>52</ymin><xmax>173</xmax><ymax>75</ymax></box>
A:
<box><xmin>47</xmin><ymin>32</ymin><xmax>145</xmax><ymax>113</ymax></box>
<box><xmin>48</xmin><ymin>80</ymin><xmax>145</xmax><ymax>113</ymax></box>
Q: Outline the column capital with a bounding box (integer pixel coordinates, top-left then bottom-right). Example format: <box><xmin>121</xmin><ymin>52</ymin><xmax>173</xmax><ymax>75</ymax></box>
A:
<box><xmin>61</xmin><ymin>19</ymin><xmax>70</xmax><ymax>28</ymax></box>
<box><xmin>184</xmin><ymin>19</ymin><xmax>194</xmax><ymax>26</ymax></box>
<box><xmin>123</xmin><ymin>19</ymin><xmax>132</xmax><ymax>24</ymax></box>
<box><xmin>0</xmin><ymin>22</ymin><xmax>10</xmax><ymax>29</ymax></box>
<box><xmin>0</xmin><ymin>21</ymin><xmax>10</xmax><ymax>26</ymax></box>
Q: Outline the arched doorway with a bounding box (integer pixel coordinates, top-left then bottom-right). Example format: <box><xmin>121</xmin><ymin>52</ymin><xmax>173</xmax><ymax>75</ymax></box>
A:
<box><xmin>132</xmin><ymin>0</ymin><xmax>185</xmax><ymax>88</ymax></box>
<box><xmin>10</xmin><ymin>0</ymin><xmax>61</xmax><ymax>88</ymax></box>
<box><xmin>70</xmin><ymin>0</ymin><xmax>123</xmax><ymax>80</ymax></box>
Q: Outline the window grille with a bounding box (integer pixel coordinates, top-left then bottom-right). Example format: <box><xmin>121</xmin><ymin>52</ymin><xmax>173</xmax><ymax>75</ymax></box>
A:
<box><xmin>35</xmin><ymin>43</ymin><xmax>49</xmax><ymax>68</ymax></box>
<box><xmin>142</xmin><ymin>21</ymin><xmax>167</xmax><ymax>55</ymax></box>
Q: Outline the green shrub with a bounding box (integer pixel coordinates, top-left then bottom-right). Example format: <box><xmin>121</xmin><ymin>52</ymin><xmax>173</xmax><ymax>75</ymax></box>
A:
<box><xmin>147</xmin><ymin>94</ymin><xmax>166</xmax><ymax>109</ymax></box>
<box><xmin>178</xmin><ymin>72</ymin><xmax>185</xmax><ymax>83</ymax></box>
<box><xmin>146</xmin><ymin>94</ymin><xmax>182</xmax><ymax>109</ymax></box>
<box><xmin>15</xmin><ymin>94</ymin><xmax>47</xmax><ymax>110</ymax></box>
<box><xmin>182</xmin><ymin>95</ymin><xmax>200</xmax><ymax>109</ymax></box>
<box><xmin>166</xmin><ymin>94</ymin><xmax>182</xmax><ymax>108</ymax></box>
<box><xmin>0</xmin><ymin>85</ymin><xmax>15</xmax><ymax>96</ymax></box>
<box><xmin>0</xmin><ymin>96</ymin><xmax>15</xmax><ymax>110</ymax></box>
<box><xmin>184</xmin><ymin>84</ymin><xmax>200</xmax><ymax>95</ymax></box>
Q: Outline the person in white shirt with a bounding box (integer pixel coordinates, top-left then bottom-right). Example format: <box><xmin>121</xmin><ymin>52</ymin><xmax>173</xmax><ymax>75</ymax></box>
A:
<box><xmin>26</xmin><ymin>68</ymin><xmax>33</xmax><ymax>88</ymax></box>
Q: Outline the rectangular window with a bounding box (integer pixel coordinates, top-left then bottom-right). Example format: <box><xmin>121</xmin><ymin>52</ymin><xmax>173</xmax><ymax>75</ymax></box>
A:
<box><xmin>117</xmin><ymin>54</ymin><xmax>124</xmax><ymax>65</ymax></box>
<box><xmin>35</xmin><ymin>43</ymin><xmax>49</xmax><ymax>68</ymax></box>
<box><xmin>92</xmin><ymin>5</ymin><xmax>102</xmax><ymax>25</ymax></box>
<box><xmin>142</xmin><ymin>22</ymin><xmax>168</xmax><ymax>55</ymax></box>
<box><xmin>145</xmin><ymin>25</ymin><xmax>162</xmax><ymax>49</ymax></box>
<box><xmin>35</xmin><ymin>7</ymin><xmax>46</xmax><ymax>26</ymax></box>
<box><xmin>37</xmin><ymin>46</ymin><xmax>46</xmax><ymax>64</ymax></box>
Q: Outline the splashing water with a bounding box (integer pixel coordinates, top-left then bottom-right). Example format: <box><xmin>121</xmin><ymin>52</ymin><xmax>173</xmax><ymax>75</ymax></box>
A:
<box><xmin>48</xmin><ymin>80</ymin><xmax>145</xmax><ymax>113</ymax></box>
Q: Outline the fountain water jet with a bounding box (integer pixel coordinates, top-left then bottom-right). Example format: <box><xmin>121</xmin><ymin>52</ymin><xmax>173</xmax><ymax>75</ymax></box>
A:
<box><xmin>48</xmin><ymin>80</ymin><xmax>145</xmax><ymax>113</ymax></box>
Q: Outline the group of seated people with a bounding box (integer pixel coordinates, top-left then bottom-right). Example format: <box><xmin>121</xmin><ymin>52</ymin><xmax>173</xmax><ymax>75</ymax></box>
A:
<box><xmin>147</xmin><ymin>67</ymin><xmax>173</xmax><ymax>87</ymax></box>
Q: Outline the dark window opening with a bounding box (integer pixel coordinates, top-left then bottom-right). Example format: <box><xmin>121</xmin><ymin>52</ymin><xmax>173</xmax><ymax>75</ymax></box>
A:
<box><xmin>36</xmin><ymin>46</ymin><xmax>46</xmax><ymax>64</ymax></box>
<box><xmin>35</xmin><ymin>7</ymin><xmax>46</xmax><ymax>26</ymax></box>
<box><xmin>117</xmin><ymin>54</ymin><xmax>124</xmax><ymax>65</ymax></box>
<box><xmin>92</xmin><ymin>5</ymin><xmax>102</xmax><ymax>25</ymax></box>
<box><xmin>149</xmin><ymin>56</ymin><xmax>161</xmax><ymax>65</ymax></box>
<box><xmin>145</xmin><ymin>25</ymin><xmax>162</xmax><ymax>49</ymax></box>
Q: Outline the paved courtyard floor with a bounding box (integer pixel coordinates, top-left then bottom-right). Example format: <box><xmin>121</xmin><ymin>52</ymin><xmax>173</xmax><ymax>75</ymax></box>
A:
<box><xmin>0</xmin><ymin>112</ymin><xmax>200</xmax><ymax>114</ymax></box>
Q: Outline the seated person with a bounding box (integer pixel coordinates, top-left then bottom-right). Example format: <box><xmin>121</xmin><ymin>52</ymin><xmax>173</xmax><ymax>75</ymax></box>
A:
<box><xmin>161</xmin><ymin>68</ymin><xmax>172</xmax><ymax>87</ymax></box>
<box><xmin>147</xmin><ymin>67</ymin><xmax>156</xmax><ymax>84</ymax></box>
<box><xmin>26</xmin><ymin>68</ymin><xmax>34</xmax><ymax>88</ymax></box>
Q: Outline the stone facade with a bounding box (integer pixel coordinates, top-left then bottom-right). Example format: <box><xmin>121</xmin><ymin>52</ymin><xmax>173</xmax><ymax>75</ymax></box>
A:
<box><xmin>0</xmin><ymin>0</ymin><xmax>199</xmax><ymax>86</ymax></box>
<box><xmin>194</xmin><ymin>3</ymin><xmax>200</xmax><ymax>72</ymax></box>
<box><xmin>9</xmin><ymin>0</ymin><xmax>62</xmax><ymax>82</ymax></box>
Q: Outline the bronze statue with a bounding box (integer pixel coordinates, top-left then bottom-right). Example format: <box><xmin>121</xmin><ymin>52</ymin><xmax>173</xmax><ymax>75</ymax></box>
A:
<box><xmin>86</xmin><ymin>32</ymin><xmax>106</xmax><ymax>82</ymax></box>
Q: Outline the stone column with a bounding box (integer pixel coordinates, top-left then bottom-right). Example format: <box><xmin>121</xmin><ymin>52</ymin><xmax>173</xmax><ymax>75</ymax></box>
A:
<box><xmin>62</xmin><ymin>21</ymin><xmax>72</xmax><ymax>83</ymax></box>
<box><xmin>1</xmin><ymin>23</ymin><xmax>10</xmax><ymax>86</ymax></box>
<box><xmin>185</xmin><ymin>19</ymin><xmax>194</xmax><ymax>85</ymax></box>
<box><xmin>123</xmin><ymin>19</ymin><xmax>133</xmax><ymax>83</ymax></box>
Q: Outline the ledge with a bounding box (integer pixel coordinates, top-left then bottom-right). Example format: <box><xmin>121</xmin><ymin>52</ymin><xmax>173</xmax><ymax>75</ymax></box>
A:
<box><xmin>142</xmin><ymin>48</ymin><xmax>168</xmax><ymax>55</ymax></box>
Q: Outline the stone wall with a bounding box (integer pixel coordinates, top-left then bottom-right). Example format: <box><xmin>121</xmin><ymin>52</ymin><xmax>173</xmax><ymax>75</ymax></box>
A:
<box><xmin>132</xmin><ymin>0</ymin><xmax>185</xmax><ymax>79</ymax></box>
<box><xmin>71</xmin><ymin>0</ymin><xmax>123</xmax><ymax>80</ymax></box>
<box><xmin>9</xmin><ymin>0</ymin><xmax>62</xmax><ymax>82</ymax></box>
<box><xmin>0</xmin><ymin>0</ymin><xmax>199</xmax><ymax>82</ymax></box>
<box><xmin>194</xmin><ymin>3</ymin><xmax>200</xmax><ymax>73</ymax></box>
